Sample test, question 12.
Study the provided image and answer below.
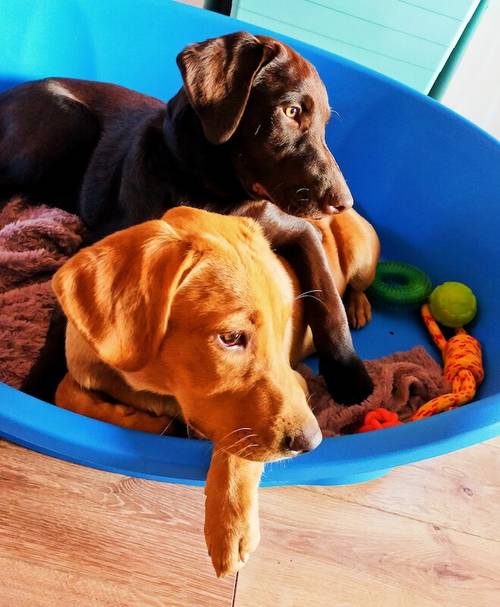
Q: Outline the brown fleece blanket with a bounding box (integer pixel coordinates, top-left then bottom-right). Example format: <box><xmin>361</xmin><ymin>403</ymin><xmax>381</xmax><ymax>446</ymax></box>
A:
<box><xmin>298</xmin><ymin>346</ymin><xmax>448</xmax><ymax>436</ymax></box>
<box><xmin>0</xmin><ymin>197</ymin><xmax>84</xmax><ymax>389</ymax></box>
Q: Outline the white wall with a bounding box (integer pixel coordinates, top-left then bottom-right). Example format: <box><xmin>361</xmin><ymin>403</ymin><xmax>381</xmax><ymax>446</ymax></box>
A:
<box><xmin>441</xmin><ymin>0</ymin><xmax>500</xmax><ymax>139</ymax></box>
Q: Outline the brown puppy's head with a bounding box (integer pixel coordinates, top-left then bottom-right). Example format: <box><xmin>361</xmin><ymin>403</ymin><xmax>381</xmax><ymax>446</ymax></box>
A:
<box><xmin>53</xmin><ymin>207</ymin><xmax>321</xmax><ymax>461</ymax></box>
<box><xmin>177</xmin><ymin>32</ymin><xmax>353</xmax><ymax>218</ymax></box>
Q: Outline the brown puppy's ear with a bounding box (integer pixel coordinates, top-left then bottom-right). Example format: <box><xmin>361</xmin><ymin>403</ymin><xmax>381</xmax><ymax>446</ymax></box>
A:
<box><xmin>53</xmin><ymin>221</ymin><xmax>199</xmax><ymax>372</ymax></box>
<box><xmin>177</xmin><ymin>31</ymin><xmax>272</xmax><ymax>144</ymax></box>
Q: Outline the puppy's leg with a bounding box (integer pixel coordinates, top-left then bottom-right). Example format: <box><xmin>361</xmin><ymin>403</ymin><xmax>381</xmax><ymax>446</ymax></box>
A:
<box><xmin>55</xmin><ymin>373</ymin><xmax>177</xmax><ymax>434</ymax></box>
<box><xmin>345</xmin><ymin>219</ymin><xmax>379</xmax><ymax>330</ymax></box>
<box><xmin>234</xmin><ymin>200</ymin><xmax>373</xmax><ymax>405</ymax></box>
<box><xmin>73</xmin><ymin>361</ymin><xmax>181</xmax><ymax>419</ymax></box>
<box><xmin>327</xmin><ymin>210</ymin><xmax>380</xmax><ymax>330</ymax></box>
<box><xmin>204</xmin><ymin>451</ymin><xmax>263</xmax><ymax>577</ymax></box>
<box><xmin>345</xmin><ymin>287</ymin><xmax>372</xmax><ymax>330</ymax></box>
<box><xmin>345</xmin><ymin>243</ymin><xmax>378</xmax><ymax>330</ymax></box>
<box><xmin>65</xmin><ymin>322</ymin><xmax>181</xmax><ymax>418</ymax></box>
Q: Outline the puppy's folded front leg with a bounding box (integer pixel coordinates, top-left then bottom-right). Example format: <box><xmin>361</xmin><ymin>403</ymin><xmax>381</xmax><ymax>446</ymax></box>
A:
<box><xmin>204</xmin><ymin>450</ymin><xmax>263</xmax><ymax>577</ymax></box>
<box><xmin>233</xmin><ymin>199</ymin><xmax>373</xmax><ymax>404</ymax></box>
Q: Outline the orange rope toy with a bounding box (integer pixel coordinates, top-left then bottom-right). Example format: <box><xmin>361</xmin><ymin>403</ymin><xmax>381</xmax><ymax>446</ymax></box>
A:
<box><xmin>358</xmin><ymin>408</ymin><xmax>403</xmax><ymax>432</ymax></box>
<box><xmin>411</xmin><ymin>304</ymin><xmax>484</xmax><ymax>420</ymax></box>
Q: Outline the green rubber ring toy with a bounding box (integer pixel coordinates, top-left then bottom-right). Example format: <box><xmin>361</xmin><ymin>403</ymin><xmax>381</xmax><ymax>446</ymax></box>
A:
<box><xmin>368</xmin><ymin>261</ymin><xmax>432</xmax><ymax>307</ymax></box>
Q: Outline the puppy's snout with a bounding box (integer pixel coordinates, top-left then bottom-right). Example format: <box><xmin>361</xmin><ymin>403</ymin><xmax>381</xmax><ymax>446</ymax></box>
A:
<box><xmin>284</xmin><ymin>425</ymin><xmax>322</xmax><ymax>454</ymax></box>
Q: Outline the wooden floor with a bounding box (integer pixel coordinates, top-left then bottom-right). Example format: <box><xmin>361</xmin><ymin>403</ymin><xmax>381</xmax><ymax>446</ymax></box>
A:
<box><xmin>1</xmin><ymin>438</ymin><xmax>499</xmax><ymax>606</ymax></box>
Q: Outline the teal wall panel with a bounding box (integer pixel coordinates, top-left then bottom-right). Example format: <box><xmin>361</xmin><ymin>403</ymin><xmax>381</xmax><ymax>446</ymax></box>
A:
<box><xmin>231</xmin><ymin>0</ymin><xmax>481</xmax><ymax>92</ymax></box>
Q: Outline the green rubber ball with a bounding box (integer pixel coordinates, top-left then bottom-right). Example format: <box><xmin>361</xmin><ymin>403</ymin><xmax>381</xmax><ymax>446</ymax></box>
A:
<box><xmin>429</xmin><ymin>282</ymin><xmax>477</xmax><ymax>328</ymax></box>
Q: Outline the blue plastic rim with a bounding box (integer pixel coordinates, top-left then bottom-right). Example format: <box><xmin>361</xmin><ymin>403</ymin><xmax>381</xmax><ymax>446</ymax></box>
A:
<box><xmin>1</xmin><ymin>0</ymin><xmax>499</xmax><ymax>486</ymax></box>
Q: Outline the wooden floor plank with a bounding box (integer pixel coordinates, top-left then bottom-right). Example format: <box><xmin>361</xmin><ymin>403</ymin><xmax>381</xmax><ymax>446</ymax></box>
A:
<box><xmin>301</xmin><ymin>438</ymin><xmax>500</xmax><ymax>542</ymax></box>
<box><xmin>0</xmin><ymin>555</ymin><xmax>172</xmax><ymax>607</ymax></box>
<box><xmin>0</xmin><ymin>441</ymin><xmax>234</xmax><ymax>607</ymax></box>
<box><xmin>485</xmin><ymin>437</ymin><xmax>500</xmax><ymax>451</ymax></box>
<box><xmin>236</xmin><ymin>481</ymin><xmax>500</xmax><ymax>607</ymax></box>
<box><xmin>2</xmin><ymin>437</ymin><xmax>499</xmax><ymax>607</ymax></box>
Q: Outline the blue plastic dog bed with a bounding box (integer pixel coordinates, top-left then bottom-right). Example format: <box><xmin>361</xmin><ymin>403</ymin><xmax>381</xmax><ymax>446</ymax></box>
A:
<box><xmin>1</xmin><ymin>0</ymin><xmax>499</xmax><ymax>486</ymax></box>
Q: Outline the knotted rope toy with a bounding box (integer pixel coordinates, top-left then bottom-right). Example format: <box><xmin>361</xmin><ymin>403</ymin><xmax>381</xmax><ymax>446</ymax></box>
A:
<box><xmin>411</xmin><ymin>301</ymin><xmax>484</xmax><ymax>420</ymax></box>
<box><xmin>357</xmin><ymin>276</ymin><xmax>484</xmax><ymax>430</ymax></box>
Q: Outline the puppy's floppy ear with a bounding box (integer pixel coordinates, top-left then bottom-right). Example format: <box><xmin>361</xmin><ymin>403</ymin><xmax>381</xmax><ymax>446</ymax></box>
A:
<box><xmin>177</xmin><ymin>31</ymin><xmax>272</xmax><ymax>144</ymax></box>
<box><xmin>53</xmin><ymin>220</ymin><xmax>199</xmax><ymax>372</ymax></box>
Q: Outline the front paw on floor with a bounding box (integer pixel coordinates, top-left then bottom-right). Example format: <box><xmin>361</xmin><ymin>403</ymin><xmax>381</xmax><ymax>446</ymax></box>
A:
<box><xmin>205</xmin><ymin>502</ymin><xmax>260</xmax><ymax>577</ymax></box>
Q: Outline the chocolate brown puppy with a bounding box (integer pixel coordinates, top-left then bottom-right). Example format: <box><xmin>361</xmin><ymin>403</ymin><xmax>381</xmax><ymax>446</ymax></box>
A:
<box><xmin>0</xmin><ymin>32</ymin><xmax>373</xmax><ymax>403</ymax></box>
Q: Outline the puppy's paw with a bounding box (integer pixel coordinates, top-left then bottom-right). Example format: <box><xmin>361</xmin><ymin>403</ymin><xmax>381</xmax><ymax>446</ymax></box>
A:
<box><xmin>319</xmin><ymin>355</ymin><xmax>373</xmax><ymax>405</ymax></box>
<box><xmin>205</xmin><ymin>500</ymin><xmax>260</xmax><ymax>577</ymax></box>
<box><xmin>346</xmin><ymin>290</ymin><xmax>372</xmax><ymax>330</ymax></box>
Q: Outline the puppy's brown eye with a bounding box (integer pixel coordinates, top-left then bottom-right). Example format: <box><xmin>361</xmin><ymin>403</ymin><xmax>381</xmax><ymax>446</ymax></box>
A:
<box><xmin>218</xmin><ymin>331</ymin><xmax>246</xmax><ymax>349</ymax></box>
<box><xmin>284</xmin><ymin>105</ymin><xmax>301</xmax><ymax>119</ymax></box>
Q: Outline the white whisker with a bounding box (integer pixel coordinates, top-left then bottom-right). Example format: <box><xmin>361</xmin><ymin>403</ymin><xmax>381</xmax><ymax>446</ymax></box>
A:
<box><xmin>235</xmin><ymin>443</ymin><xmax>259</xmax><ymax>458</ymax></box>
<box><xmin>186</xmin><ymin>422</ymin><xmax>209</xmax><ymax>441</ymax></box>
<box><xmin>218</xmin><ymin>427</ymin><xmax>253</xmax><ymax>444</ymax></box>
<box><xmin>296</xmin><ymin>293</ymin><xmax>324</xmax><ymax>304</ymax></box>
<box><xmin>160</xmin><ymin>416</ymin><xmax>177</xmax><ymax>436</ymax></box>
<box><xmin>231</xmin><ymin>434</ymin><xmax>258</xmax><ymax>447</ymax></box>
<box><xmin>212</xmin><ymin>433</ymin><xmax>258</xmax><ymax>458</ymax></box>
<box><xmin>295</xmin><ymin>289</ymin><xmax>322</xmax><ymax>300</ymax></box>
<box><xmin>330</xmin><ymin>106</ymin><xmax>342</xmax><ymax>121</ymax></box>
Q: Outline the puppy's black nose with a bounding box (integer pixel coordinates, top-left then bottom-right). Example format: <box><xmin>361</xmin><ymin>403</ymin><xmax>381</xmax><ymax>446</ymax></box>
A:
<box><xmin>285</xmin><ymin>427</ymin><xmax>322</xmax><ymax>454</ymax></box>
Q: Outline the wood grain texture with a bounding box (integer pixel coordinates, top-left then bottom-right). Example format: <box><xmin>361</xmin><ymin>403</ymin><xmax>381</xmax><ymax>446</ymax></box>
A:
<box><xmin>2</xmin><ymin>437</ymin><xmax>499</xmax><ymax>607</ymax></box>
<box><xmin>236</xmin><ymin>438</ymin><xmax>500</xmax><ymax>607</ymax></box>
<box><xmin>302</xmin><ymin>440</ymin><xmax>500</xmax><ymax>541</ymax></box>
<box><xmin>0</xmin><ymin>440</ymin><xmax>234</xmax><ymax>607</ymax></box>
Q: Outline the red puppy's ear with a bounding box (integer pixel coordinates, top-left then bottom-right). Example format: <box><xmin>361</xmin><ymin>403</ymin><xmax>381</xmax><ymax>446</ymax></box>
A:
<box><xmin>52</xmin><ymin>220</ymin><xmax>199</xmax><ymax>372</ymax></box>
<box><xmin>177</xmin><ymin>31</ymin><xmax>274</xmax><ymax>144</ymax></box>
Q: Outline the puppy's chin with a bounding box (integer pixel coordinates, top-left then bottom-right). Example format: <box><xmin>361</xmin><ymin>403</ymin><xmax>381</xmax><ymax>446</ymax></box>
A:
<box><xmin>253</xmin><ymin>188</ymin><xmax>344</xmax><ymax>220</ymax></box>
<box><xmin>286</xmin><ymin>205</ymin><xmax>332</xmax><ymax>220</ymax></box>
<box><xmin>208</xmin><ymin>439</ymin><xmax>299</xmax><ymax>463</ymax></box>
<box><xmin>235</xmin><ymin>448</ymin><xmax>303</xmax><ymax>463</ymax></box>
<box><xmin>249</xmin><ymin>181</ymin><xmax>336</xmax><ymax>220</ymax></box>
<box><xmin>293</xmin><ymin>199</ymin><xmax>346</xmax><ymax>219</ymax></box>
